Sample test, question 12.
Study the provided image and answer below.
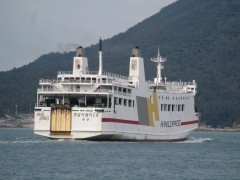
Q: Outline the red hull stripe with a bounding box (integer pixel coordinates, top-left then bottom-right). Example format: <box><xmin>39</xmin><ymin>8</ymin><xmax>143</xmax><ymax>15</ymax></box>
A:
<box><xmin>181</xmin><ymin>120</ymin><xmax>198</xmax><ymax>125</ymax></box>
<box><xmin>102</xmin><ymin>118</ymin><xmax>198</xmax><ymax>126</ymax></box>
<box><xmin>102</xmin><ymin>118</ymin><xmax>139</xmax><ymax>125</ymax></box>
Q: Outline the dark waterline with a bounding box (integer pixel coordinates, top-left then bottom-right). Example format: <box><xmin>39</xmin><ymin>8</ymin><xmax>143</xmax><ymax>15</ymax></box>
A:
<box><xmin>0</xmin><ymin>128</ymin><xmax>240</xmax><ymax>180</ymax></box>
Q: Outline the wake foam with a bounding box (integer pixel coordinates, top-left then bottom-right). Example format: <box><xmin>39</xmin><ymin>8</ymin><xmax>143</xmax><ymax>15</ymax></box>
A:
<box><xmin>176</xmin><ymin>137</ymin><xmax>214</xmax><ymax>143</ymax></box>
<box><xmin>0</xmin><ymin>141</ymin><xmax>8</xmax><ymax>144</ymax></box>
<box><xmin>12</xmin><ymin>140</ymin><xmax>53</xmax><ymax>144</ymax></box>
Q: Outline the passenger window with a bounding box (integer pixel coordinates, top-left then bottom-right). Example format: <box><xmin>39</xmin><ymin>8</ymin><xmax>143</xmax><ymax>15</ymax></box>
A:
<box><xmin>119</xmin><ymin>98</ymin><xmax>122</xmax><ymax>105</ymax></box>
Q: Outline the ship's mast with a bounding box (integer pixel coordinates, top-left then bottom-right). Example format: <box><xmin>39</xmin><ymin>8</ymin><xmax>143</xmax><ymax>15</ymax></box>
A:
<box><xmin>98</xmin><ymin>38</ymin><xmax>103</xmax><ymax>76</ymax></box>
<box><xmin>151</xmin><ymin>48</ymin><xmax>166</xmax><ymax>85</ymax></box>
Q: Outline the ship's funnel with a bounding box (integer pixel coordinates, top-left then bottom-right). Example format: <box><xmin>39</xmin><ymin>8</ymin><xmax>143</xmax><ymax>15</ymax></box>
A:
<box><xmin>76</xmin><ymin>46</ymin><xmax>86</xmax><ymax>57</ymax></box>
<box><xmin>132</xmin><ymin>46</ymin><xmax>141</xmax><ymax>57</ymax></box>
<box><xmin>73</xmin><ymin>46</ymin><xmax>88</xmax><ymax>75</ymax></box>
<box><xmin>129</xmin><ymin>46</ymin><xmax>145</xmax><ymax>87</ymax></box>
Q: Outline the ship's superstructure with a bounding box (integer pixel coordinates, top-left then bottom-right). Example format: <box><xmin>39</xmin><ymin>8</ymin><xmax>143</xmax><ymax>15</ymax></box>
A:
<box><xmin>34</xmin><ymin>39</ymin><xmax>199</xmax><ymax>141</ymax></box>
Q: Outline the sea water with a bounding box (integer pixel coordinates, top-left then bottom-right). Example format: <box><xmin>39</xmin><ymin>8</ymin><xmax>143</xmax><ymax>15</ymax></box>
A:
<box><xmin>0</xmin><ymin>128</ymin><xmax>239</xmax><ymax>180</ymax></box>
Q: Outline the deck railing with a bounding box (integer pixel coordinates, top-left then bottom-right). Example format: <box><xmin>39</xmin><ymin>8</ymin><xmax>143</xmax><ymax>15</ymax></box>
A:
<box><xmin>39</xmin><ymin>77</ymin><xmax>128</xmax><ymax>85</ymax></box>
<box><xmin>149</xmin><ymin>80</ymin><xmax>197</xmax><ymax>87</ymax></box>
<box><xmin>57</xmin><ymin>71</ymin><xmax>128</xmax><ymax>80</ymax></box>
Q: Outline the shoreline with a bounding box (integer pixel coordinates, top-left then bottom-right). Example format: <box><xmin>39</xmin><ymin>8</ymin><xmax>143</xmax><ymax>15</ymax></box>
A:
<box><xmin>0</xmin><ymin>123</ymin><xmax>34</xmax><ymax>129</ymax></box>
<box><xmin>196</xmin><ymin>127</ymin><xmax>240</xmax><ymax>132</ymax></box>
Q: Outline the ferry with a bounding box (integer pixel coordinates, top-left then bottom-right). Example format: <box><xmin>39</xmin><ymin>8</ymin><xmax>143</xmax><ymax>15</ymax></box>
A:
<box><xmin>34</xmin><ymin>39</ymin><xmax>199</xmax><ymax>141</ymax></box>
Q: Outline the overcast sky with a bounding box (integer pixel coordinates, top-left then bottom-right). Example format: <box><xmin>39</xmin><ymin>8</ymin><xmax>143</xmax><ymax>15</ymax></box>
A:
<box><xmin>0</xmin><ymin>0</ymin><xmax>176</xmax><ymax>72</ymax></box>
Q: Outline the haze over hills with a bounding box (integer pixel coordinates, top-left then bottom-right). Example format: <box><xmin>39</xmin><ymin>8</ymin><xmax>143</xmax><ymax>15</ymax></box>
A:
<box><xmin>0</xmin><ymin>0</ymin><xmax>240</xmax><ymax>127</ymax></box>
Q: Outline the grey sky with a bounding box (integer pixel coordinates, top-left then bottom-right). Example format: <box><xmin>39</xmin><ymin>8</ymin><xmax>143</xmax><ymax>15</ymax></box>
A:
<box><xmin>0</xmin><ymin>0</ymin><xmax>176</xmax><ymax>72</ymax></box>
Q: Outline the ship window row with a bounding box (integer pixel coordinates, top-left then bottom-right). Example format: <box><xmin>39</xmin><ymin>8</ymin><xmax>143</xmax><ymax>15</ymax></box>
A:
<box><xmin>114</xmin><ymin>86</ymin><xmax>132</xmax><ymax>94</ymax></box>
<box><xmin>158</xmin><ymin>96</ymin><xmax>190</xmax><ymax>100</ymax></box>
<box><xmin>114</xmin><ymin>97</ymin><xmax>135</xmax><ymax>108</ymax></box>
<box><xmin>161</xmin><ymin>104</ymin><xmax>185</xmax><ymax>112</ymax></box>
<box><xmin>58</xmin><ymin>77</ymin><xmax>109</xmax><ymax>84</ymax></box>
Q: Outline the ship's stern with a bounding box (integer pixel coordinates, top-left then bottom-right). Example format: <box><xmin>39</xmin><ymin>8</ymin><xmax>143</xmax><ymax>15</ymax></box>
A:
<box><xmin>34</xmin><ymin>105</ymin><xmax>104</xmax><ymax>139</ymax></box>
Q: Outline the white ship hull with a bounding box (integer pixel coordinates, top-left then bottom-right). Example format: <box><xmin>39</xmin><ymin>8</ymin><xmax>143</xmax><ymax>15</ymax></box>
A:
<box><xmin>34</xmin><ymin>103</ymin><xmax>198</xmax><ymax>141</ymax></box>
<box><xmin>34</xmin><ymin>129</ymin><xmax>194</xmax><ymax>141</ymax></box>
<box><xmin>34</xmin><ymin>42</ymin><xmax>199</xmax><ymax>141</ymax></box>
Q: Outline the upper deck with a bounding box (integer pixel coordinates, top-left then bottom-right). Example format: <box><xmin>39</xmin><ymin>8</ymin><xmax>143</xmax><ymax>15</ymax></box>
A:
<box><xmin>38</xmin><ymin>72</ymin><xmax>196</xmax><ymax>95</ymax></box>
<box><xmin>35</xmin><ymin>43</ymin><xmax>197</xmax><ymax>110</ymax></box>
<box><xmin>37</xmin><ymin>44</ymin><xmax>197</xmax><ymax>95</ymax></box>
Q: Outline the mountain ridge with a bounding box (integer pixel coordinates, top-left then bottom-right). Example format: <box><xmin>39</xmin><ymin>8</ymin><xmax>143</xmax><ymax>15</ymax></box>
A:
<box><xmin>0</xmin><ymin>0</ymin><xmax>239</xmax><ymax>127</ymax></box>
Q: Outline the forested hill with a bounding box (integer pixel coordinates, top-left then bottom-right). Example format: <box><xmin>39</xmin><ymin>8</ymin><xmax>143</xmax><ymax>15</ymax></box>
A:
<box><xmin>0</xmin><ymin>0</ymin><xmax>240</xmax><ymax>127</ymax></box>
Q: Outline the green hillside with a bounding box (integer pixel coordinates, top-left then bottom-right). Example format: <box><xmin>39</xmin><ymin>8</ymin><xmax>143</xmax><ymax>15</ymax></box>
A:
<box><xmin>0</xmin><ymin>0</ymin><xmax>240</xmax><ymax>127</ymax></box>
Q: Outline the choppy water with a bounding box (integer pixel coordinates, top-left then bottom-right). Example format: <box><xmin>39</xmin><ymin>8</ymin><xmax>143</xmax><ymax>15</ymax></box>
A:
<box><xmin>0</xmin><ymin>128</ymin><xmax>239</xmax><ymax>180</ymax></box>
